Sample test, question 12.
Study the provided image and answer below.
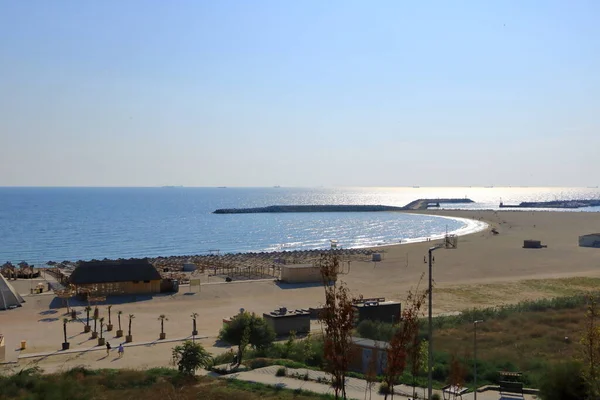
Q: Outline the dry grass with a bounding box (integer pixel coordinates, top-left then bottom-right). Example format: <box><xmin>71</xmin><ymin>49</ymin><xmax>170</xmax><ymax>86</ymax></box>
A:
<box><xmin>434</xmin><ymin>305</ymin><xmax>588</xmax><ymax>386</ymax></box>
<box><xmin>436</xmin><ymin>276</ymin><xmax>600</xmax><ymax>307</ymax></box>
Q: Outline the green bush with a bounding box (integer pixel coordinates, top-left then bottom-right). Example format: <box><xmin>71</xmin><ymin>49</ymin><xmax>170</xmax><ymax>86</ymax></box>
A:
<box><xmin>378</xmin><ymin>382</ymin><xmax>391</xmax><ymax>394</ymax></box>
<box><xmin>213</xmin><ymin>350</ymin><xmax>236</xmax><ymax>365</ymax></box>
<box><xmin>218</xmin><ymin>312</ymin><xmax>275</xmax><ymax>350</ymax></box>
<box><xmin>355</xmin><ymin>320</ymin><xmax>398</xmax><ymax>342</ymax></box>
<box><xmin>432</xmin><ymin>393</ymin><xmax>441</xmax><ymax>400</ymax></box>
<box><xmin>275</xmin><ymin>367</ymin><xmax>286</xmax><ymax>377</ymax></box>
<box><xmin>538</xmin><ymin>361</ymin><xmax>587</xmax><ymax>400</ymax></box>
<box><xmin>246</xmin><ymin>358</ymin><xmax>270</xmax><ymax>369</ymax></box>
<box><xmin>172</xmin><ymin>341</ymin><xmax>213</xmax><ymax>375</ymax></box>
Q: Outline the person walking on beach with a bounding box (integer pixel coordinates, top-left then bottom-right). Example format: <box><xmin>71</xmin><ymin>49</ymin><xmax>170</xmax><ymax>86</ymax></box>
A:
<box><xmin>118</xmin><ymin>344</ymin><xmax>124</xmax><ymax>358</ymax></box>
<box><xmin>106</xmin><ymin>342</ymin><xmax>111</xmax><ymax>356</ymax></box>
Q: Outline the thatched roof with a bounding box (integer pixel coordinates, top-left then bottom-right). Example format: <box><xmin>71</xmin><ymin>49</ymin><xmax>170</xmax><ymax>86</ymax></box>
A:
<box><xmin>69</xmin><ymin>259</ymin><xmax>161</xmax><ymax>285</ymax></box>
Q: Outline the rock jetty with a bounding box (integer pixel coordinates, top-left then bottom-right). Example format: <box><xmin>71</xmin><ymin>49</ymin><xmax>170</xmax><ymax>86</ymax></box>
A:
<box><xmin>213</xmin><ymin>198</ymin><xmax>474</xmax><ymax>214</ymax></box>
<box><xmin>499</xmin><ymin>199</ymin><xmax>600</xmax><ymax>209</ymax></box>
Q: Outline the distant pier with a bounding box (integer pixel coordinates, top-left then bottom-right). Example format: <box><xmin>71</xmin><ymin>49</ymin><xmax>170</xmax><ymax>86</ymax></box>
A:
<box><xmin>499</xmin><ymin>199</ymin><xmax>600</xmax><ymax>209</ymax></box>
<box><xmin>213</xmin><ymin>198</ymin><xmax>475</xmax><ymax>214</ymax></box>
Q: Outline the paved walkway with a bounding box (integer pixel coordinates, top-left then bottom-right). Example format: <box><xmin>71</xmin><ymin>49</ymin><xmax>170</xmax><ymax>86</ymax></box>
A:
<box><xmin>13</xmin><ymin>335</ymin><xmax>208</xmax><ymax>361</ymax></box>
<box><xmin>218</xmin><ymin>366</ymin><xmax>539</xmax><ymax>400</ymax></box>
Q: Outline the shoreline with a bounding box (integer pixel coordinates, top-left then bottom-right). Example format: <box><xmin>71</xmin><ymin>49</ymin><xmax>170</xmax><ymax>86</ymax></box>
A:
<box><xmin>3</xmin><ymin>209</ymin><xmax>600</xmax><ymax>371</ymax></box>
<box><xmin>15</xmin><ymin>212</ymin><xmax>489</xmax><ymax>266</ymax></box>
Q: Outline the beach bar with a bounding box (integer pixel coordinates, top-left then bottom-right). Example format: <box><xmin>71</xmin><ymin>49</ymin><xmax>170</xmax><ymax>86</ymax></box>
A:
<box><xmin>263</xmin><ymin>307</ymin><xmax>311</xmax><ymax>335</ymax></box>
<box><xmin>69</xmin><ymin>259</ymin><xmax>162</xmax><ymax>296</ymax></box>
<box><xmin>353</xmin><ymin>298</ymin><xmax>401</xmax><ymax>324</ymax></box>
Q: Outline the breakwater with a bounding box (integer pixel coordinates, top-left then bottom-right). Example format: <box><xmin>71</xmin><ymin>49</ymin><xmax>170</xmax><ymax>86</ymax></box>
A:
<box><xmin>213</xmin><ymin>198</ymin><xmax>475</xmax><ymax>214</ymax></box>
<box><xmin>500</xmin><ymin>199</ymin><xmax>600</xmax><ymax>209</ymax></box>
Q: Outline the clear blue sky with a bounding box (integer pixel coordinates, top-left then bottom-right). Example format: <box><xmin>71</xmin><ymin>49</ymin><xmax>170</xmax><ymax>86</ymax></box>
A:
<box><xmin>1</xmin><ymin>1</ymin><xmax>598</xmax><ymax>187</ymax></box>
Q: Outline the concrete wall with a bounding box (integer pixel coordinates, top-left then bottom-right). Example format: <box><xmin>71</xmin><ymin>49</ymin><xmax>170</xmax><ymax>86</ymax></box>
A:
<box><xmin>77</xmin><ymin>280</ymin><xmax>161</xmax><ymax>296</ymax></box>
<box><xmin>263</xmin><ymin>313</ymin><xmax>311</xmax><ymax>335</ymax></box>
<box><xmin>354</xmin><ymin>302</ymin><xmax>401</xmax><ymax>324</ymax></box>
<box><xmin>280</xmin><ymin>265</ymin><xmax>324</xmax><ymax>283</ymax></box>
<box><xmin>348</xmin><ymin>342</ymin><xmax>387</xmax><ymax>375</ymax></box>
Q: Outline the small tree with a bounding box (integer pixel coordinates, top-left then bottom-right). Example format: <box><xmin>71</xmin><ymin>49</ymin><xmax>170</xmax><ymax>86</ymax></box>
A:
<box><xmin>159</xmin><ymin>314</ymin><xmax>168</xmax><ymax>338</ymax></box>
<box><xmin>581</xmin><ymin>295</ymin><xmax>600</xmax><ymax>398</ymax></box>
<box><xmin>382</xmin><ymin>284</ymin><xmax>428</xmax><ymax>400</ymax></box>
<box><xmin>92</xmin><ymin>314</ymin><xmax>98</xmax><ymax>337</ymax></box>
<box><xmin>218</xmin><ymin>311</ymin><xmax>275</xmax><ymax>352</ymax></box>
<box><xmin>94</xmin><ymin>305</ymin><xmax>99</xmax><ymax>319</ymax></box>
<box><xmin>117</xmin><ymin>310</ymin><xmax>123</xmax><ymax>331</ymax></box>
<box><xmin>107</xmin><ymin>305</ymin><xmax>113</xmax><ymax>328</ymax></box>
<box><xmin>539</xmin><ymin>361</ymin><xmax>587</xmax><ymax>400</ymax></box>
<box><xmin>191</xmin><ymin>312</ymin><xmax>198</xmax><ymax>337</ymax></box>
<box><xmin>447</xmin><ymin>353</ymin><xmax>468</xmax><ymax>399</ymax></box>
<box><xmin>128</xmin><ymin>314</ymin><xmax>135</xmax><ymax>336</ymax></box>
<box><xmin>99</xmin><ymin>317</ymin><xmax>105</xmax><ymax>339</ymax></box>
<box><xmin>365</xmin><ymin>343</ymin><xmax>380</xmax><ymax>400</ymax></box>
<box><xmin>62</xmin><ymin>318</ymin><xmax>69</xmax><ymax>343</ymax></box>
<box><xmin>302</xmin><ymin>333</ymin><xmax>315</xmax><ymax>364</ymax></box>
<box><xmin>318</xmin><ymin>252</ymin><xmax>356</xmax><ymax>400</ymax></box>
<box><xmin>409</xmin><ymin>338</ymin><xmax>428</xmax><ymax>399</ymax></box>
<box><xmin>172</xmin><ymin>340</ymin><xmax>213</xmax><ymax>376</ymax></box>
<box><xmin>237</xmin><ymin>324</ymin><xmax>251</xmax><ymax>366</ymax></box>
<box><xmin>85</xmin><ymin>306</ymin><xmax>92</xmax><ymax>328</ymax></box>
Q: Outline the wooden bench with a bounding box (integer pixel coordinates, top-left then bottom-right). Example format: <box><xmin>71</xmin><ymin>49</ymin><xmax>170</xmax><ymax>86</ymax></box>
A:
<box><xmin>499</xmin><ymin>380</ymin><xmax>524</xmax><ymax>397</ymax></box>
<box><xmin>442</xmin><ymin>384</ymin><xmax>468</xmax><ymax>400</ymax></box>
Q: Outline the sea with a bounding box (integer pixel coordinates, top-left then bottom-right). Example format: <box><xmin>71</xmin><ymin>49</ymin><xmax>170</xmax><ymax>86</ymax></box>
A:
<box><xmin>1</xmin><ymin>186</ymin><xmax>599</xmax><ymax>265</ymax></box>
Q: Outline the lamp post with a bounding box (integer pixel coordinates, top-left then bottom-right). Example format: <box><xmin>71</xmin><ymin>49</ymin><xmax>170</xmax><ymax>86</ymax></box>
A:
<box><xmin>427</xmin><ymin>244</ymin><xmax>444</xmax><ymax>400</ymax></box>
<box><xmin>473</xmin><ymin>320</ymin><xmax>484</xmax><ymax>400</ymax></box>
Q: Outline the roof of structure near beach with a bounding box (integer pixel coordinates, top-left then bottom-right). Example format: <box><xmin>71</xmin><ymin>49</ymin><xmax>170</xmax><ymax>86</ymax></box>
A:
<box><xmin>0</xmin><ymin>273</ymin><xmax>25</xmax><ymax>310</ymax></box>
<box><xmin>69</xmin><ymin>259</ymin><xmax>161</xmax><ymax>284</ymax></box>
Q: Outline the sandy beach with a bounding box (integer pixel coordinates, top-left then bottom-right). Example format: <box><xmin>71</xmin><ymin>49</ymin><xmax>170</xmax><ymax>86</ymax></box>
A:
<box><xmin>2</xmin><ymin>209</ymin><xmax>600</xmax><ymax>373</ymax></box>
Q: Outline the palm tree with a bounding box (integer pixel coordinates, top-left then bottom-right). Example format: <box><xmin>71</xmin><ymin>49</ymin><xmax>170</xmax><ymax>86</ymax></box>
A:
<box><xmin>127</xmin><ymin>314</ymin><xmax>135</xmax><ymax>342</ymax></box>
<box><xmin>98</xmin><ymin>317</ymin><xmax>106</xmax><ymax>345</ymax></box>
<box><xmin>62</xmin><ymin>318</ymin><xmax>69</xmax><ymax>347</ymax></box>
<box><xmin>107</xmin><ymin>305</ymin><xmax>113</xmax><ymax>331</ymax></box>
<box><xmin>62</xmin><ymin>318</ymin><xmax>71</xmax><ymax>350</ymax></box>
<box><xmin>84</xmin><ymin>305</ymin><xmax>92</xmax><ymax>332</ymax></box>
<box><xmin>115</xmin><ymin>310</ymin><xmax>123</xmax><ymax>337</ymax></box>
<box><xmin>158</xmin><ymin>314</ymin><xmax>168</xmax><ymax>339</ymax></box>
<box><xmin>92</xmin><ymin>314</ymin><xmax>98</xmax><ymax>338</ymax></box>
<box><xmin>99</xmin><ymin>317</ymin><xmax>105</xmax><ymax>339</ymax></box>
<box><xmin>93</xmin><ymin>305</ymin><xmax>99</xmax><ymax>319</ymax></box>
<box><xmin>191</xmin><ymin>312</ymin><xmax>199</xmax><ymax>340</ymax></box>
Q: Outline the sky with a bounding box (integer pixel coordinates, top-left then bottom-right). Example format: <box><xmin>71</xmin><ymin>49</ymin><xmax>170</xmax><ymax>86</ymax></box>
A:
<box><xmin>1</xmin><ymin>1</ymin><xmax>599</xmax><ymax>187</ymax></box>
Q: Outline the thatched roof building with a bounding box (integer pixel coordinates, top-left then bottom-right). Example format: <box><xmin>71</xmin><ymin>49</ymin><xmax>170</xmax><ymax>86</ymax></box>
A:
<box><xmin>69</xmin><ymin>259</ymin><xmax>162</xmax><ymax>295</ymax></box>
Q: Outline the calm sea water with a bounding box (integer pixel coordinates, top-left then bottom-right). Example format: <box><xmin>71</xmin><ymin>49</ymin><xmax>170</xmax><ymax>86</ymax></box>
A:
<box><xmin>1</xmin><ymin>187</ymin><xmax>598</xmax><ymax>265</ymax></box>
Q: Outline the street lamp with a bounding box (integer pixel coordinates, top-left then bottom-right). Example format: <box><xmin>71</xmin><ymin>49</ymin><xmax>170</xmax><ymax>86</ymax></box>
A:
<box><xmin>473</xmin><ymin>320</ymin><xmax>484</xmax><ymax>400</ymax></box>
<box><xmin>427</xmin><ymin>244</ymin><xmax>444</xmax><ymax>400</ymax></box>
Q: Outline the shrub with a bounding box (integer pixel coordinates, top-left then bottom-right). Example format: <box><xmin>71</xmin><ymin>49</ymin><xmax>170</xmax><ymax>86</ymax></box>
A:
<box><xmin>432</xmin><ymin>393</ymin><xmax>441</xmax><ymax>400</ymax></box>
<box><xmin>538</xmin><ymin>361</ymin><xmax>587</xmax><ymax>400</ymax></box>
<box><xmin>213</xmin><ymin>350</ymin><xmax>236</xmax><ymax>365</ymax></box>
<box><xmin>218</xmin><ymin>312</ymin><xmax>275</xmax><ymax>350</ymax></box>
<box><xmin>378</xmin><ymin>382</ymin><xmax>391</xmax><ymax>394</ymax></box>
<box><xmin>246</xmin><ymin>358</ymin><xmax>270</xmax><ymax>369</ymax></box>
<box><xmin>275</xmin><ymin>367</ymin><xmax>286</xmax><ymax>377</ymax></box>
<box><xmin>356</xmin><ymin>320</ymin><xmax>398</xmax><ymax>342</ymax></box>
<box><xmin>171</xmin><ymin>341</ymin><xmax>213</xmax><ymax>375</ymax></box>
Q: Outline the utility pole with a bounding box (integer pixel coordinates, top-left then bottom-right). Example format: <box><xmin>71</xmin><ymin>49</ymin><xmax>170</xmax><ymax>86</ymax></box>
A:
<box><xmin>427</xmin><ymin>244</ymin><xmax>444</xmax><ymax>400</ymax></box>
<box><xmin>473</xmin><ymin>320</ymin><xmax>484</xmax><ymax>400</ymax></box>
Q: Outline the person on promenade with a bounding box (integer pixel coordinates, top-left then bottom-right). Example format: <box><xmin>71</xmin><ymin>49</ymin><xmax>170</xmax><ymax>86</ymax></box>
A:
<box><xmin>106</xmin><ymin>342</ymin><xmax>111</xmax><ymax>356</ymax></box>
<box><xmin>118</xmin><ymin>344</ymin><xmax>124</xmax><ymax>358</ymax></box>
